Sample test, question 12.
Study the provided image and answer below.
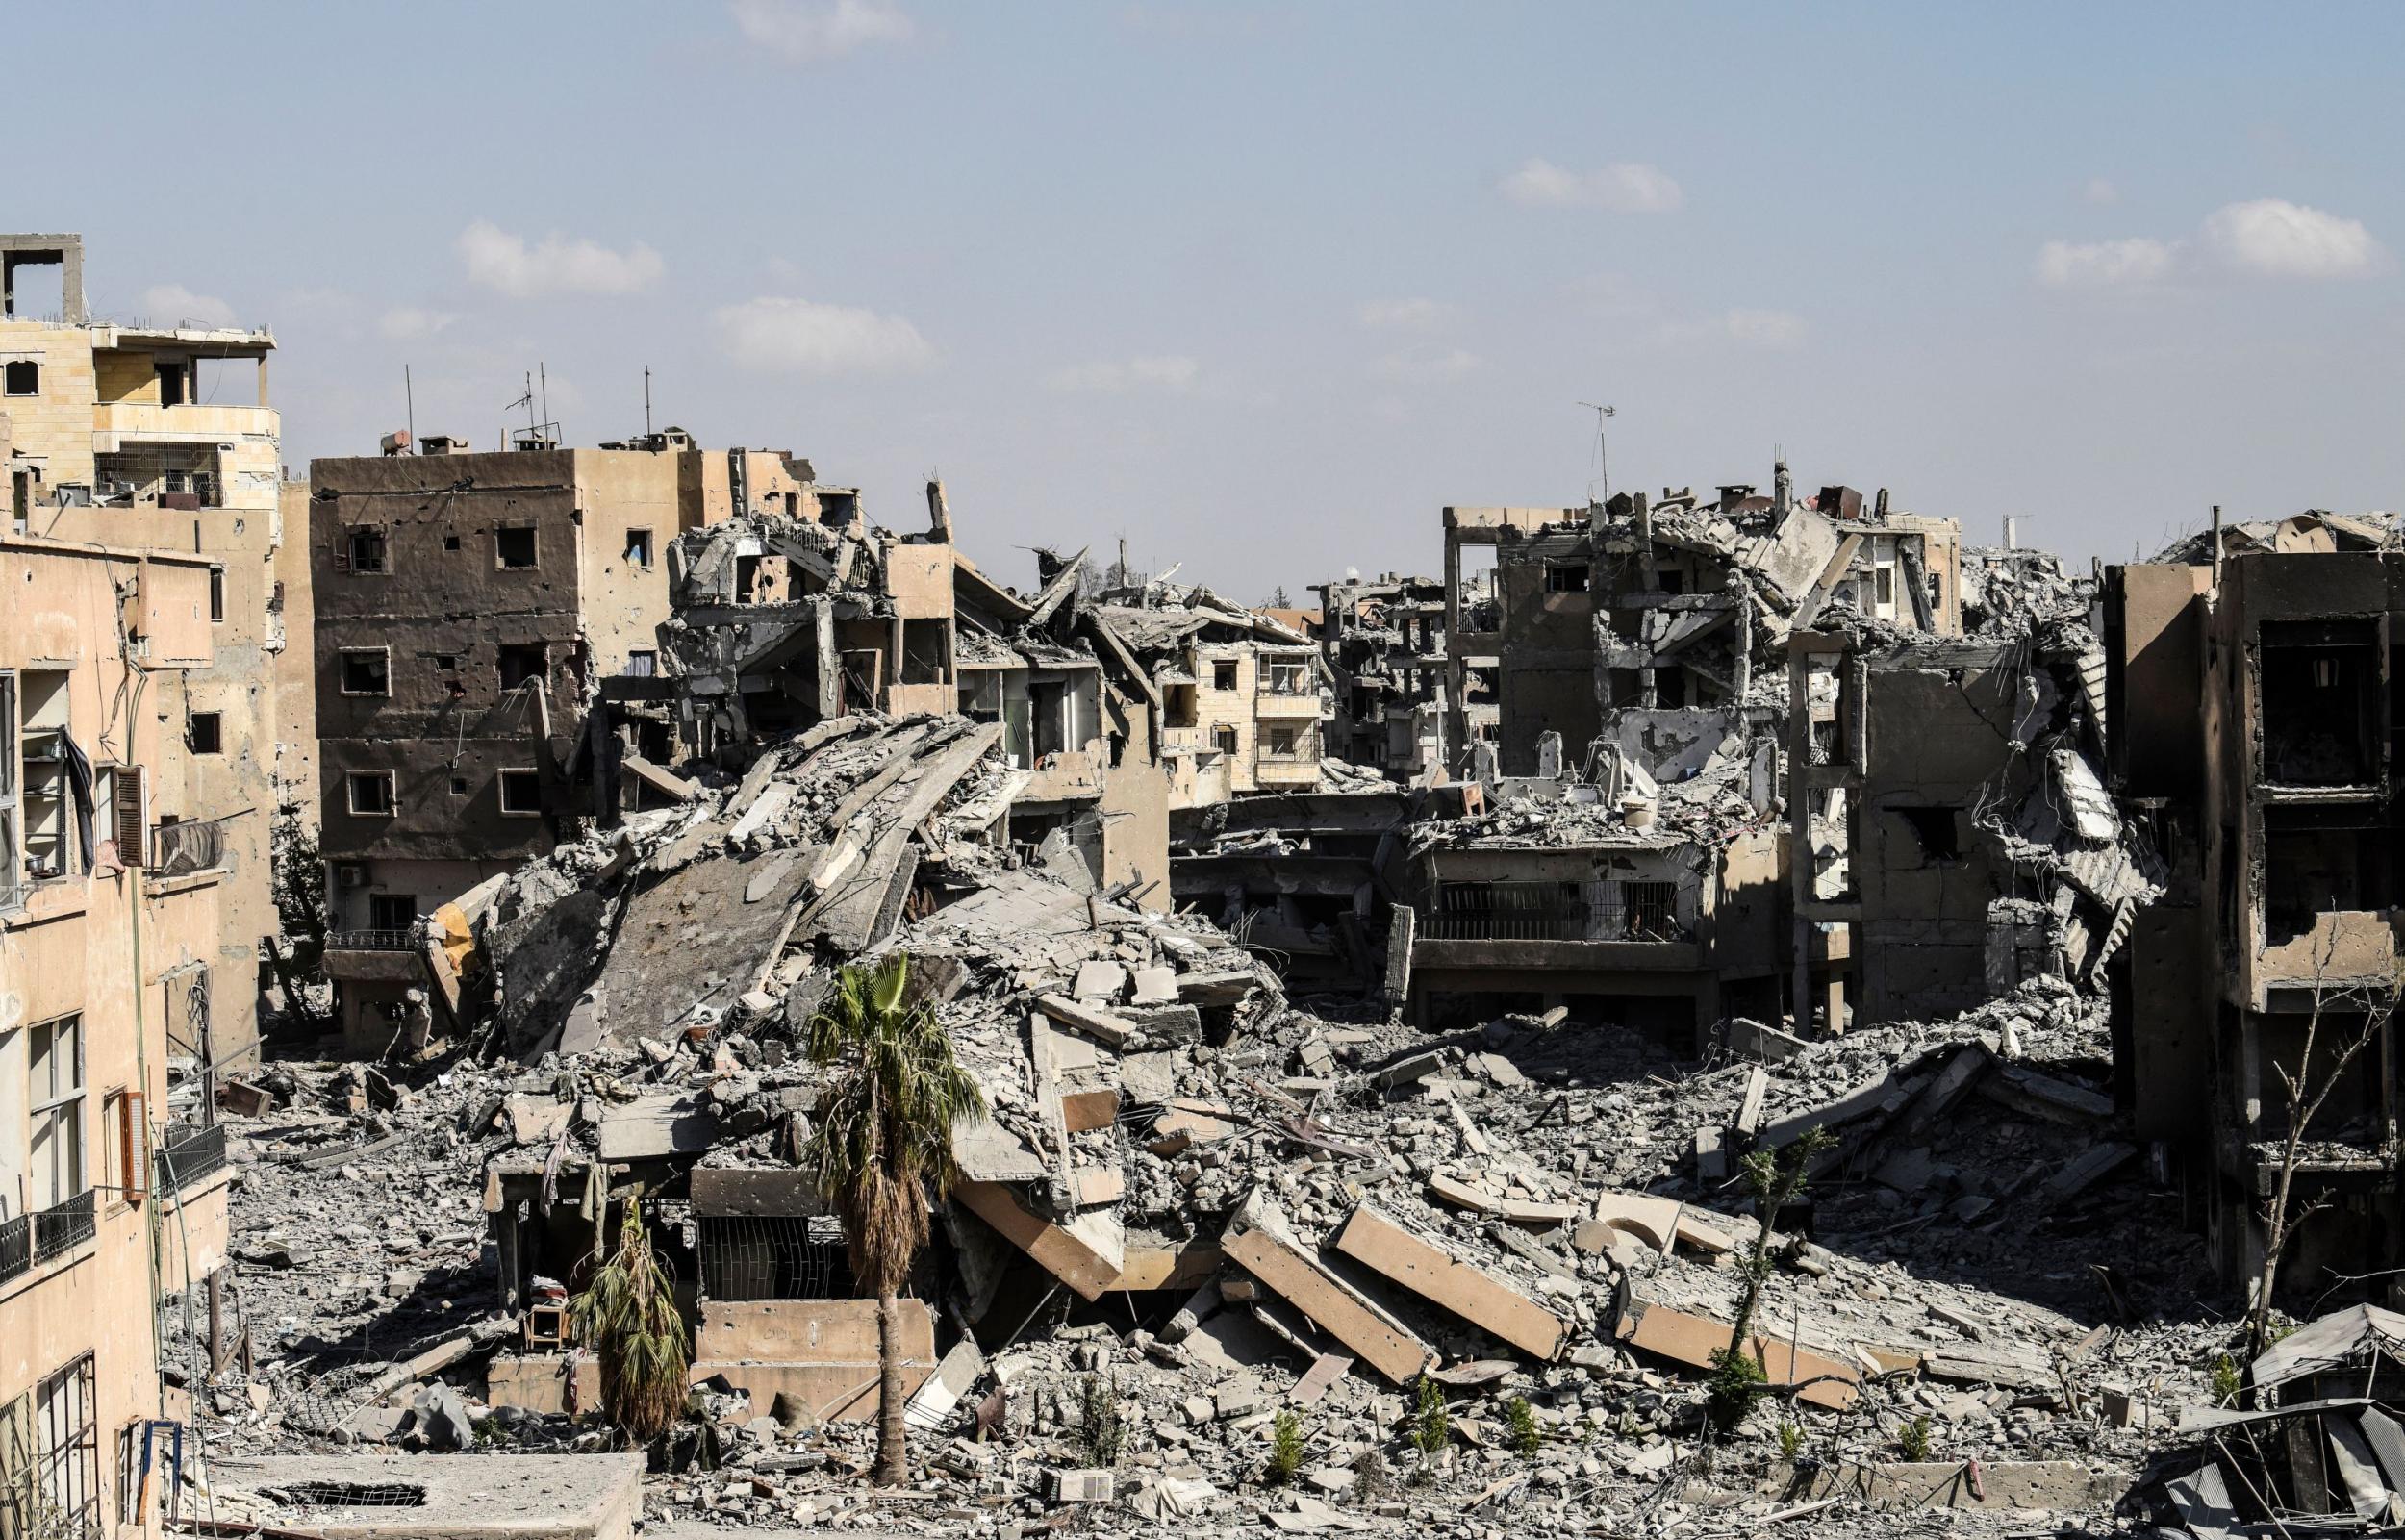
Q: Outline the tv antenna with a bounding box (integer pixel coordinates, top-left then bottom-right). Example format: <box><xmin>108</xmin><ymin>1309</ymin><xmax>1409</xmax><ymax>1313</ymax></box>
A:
<box><xmin>644</xmin><ymin>366</ymin><xmax>653</xmax><ymax>435</ymax></box>
<box><xmin>1579</xmin><ymin>402</ymin><xmax>1616</xmax><ymax>503</ymax></box>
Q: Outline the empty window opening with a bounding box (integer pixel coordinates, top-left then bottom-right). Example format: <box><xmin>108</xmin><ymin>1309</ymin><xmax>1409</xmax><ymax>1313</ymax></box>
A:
<box><xmin>338</xmin><ymin>648</ymin><xmax>390</xmax><ymax>696</ymax></box>
<box><xmin>1212</xmin><ymin>661</ymin><xmax>1238</xmax><ymax>692</ymax></box>
<box><xmin>1212</xmin><ymin>724</ymin><xmax>1239</xmax><ymax>757</ymax></box>
<box><xmin>1428</xmin><ymin>880</ymin><xmax>1591</xmax><ymax>942</ymax></box>
<box><xmin>433</xmin><ymin>654</ymin><xmax>457</xmax><ymax>671</ymax></box>
<box><xmin>699</xmin><ymin>1214</ymin><xmax>851</xmax><ymax>1300</ymax></box>
<box><xmin>498</xmin><ymin>644</ymin><xmax>546</xmax><ymax>691</ymax></box>
<box><xmin>1029</xmin><ymin>680</ymin><xmax>1070</xmax><ymax>759</ymax></box>
<box><xmin>367</xmin><ymin>893</ymin><xmax>418</xmax><ymax>931</ymax></box>
<box><xmin>208</xmin><ymin>567</ymin><xmax>224</xmax><ymax>622</ymax></box>
<box><xmin>1546</xmin><ymin>563</ymin><xmax>1589</xmax><ymax>593</ymax></box>
<box><xmin>155</xmin><ymin>362</ymin><xmax>189</xmax><ymax>407</ymax></box>
<box><xmin>1264</xmin><ymin>725</ymin><xmax>1301</xmax><ymax>759</ymax></box>
<box><xmin>3</xmin><ymin>360</ymin><xmax>38</xmax><ymax>396</ymax></box>
<box><xmin>900</xmin><ymin>619</ymin><xmax>949</xmax><ymax>685</ymax></box>
<box><xmin>2261</xmin><ymin>621</ymin><xmax>2378</xmax><ymax>786</ymax></box>
<box><xmin>1656</xmin><ymin>669</ymin><xmax>1689</xmax><ymax>709</ymax></box>
<box><xmin>188</xmin><ymin>713</ymin><xmax>222</xmax><ymax>755</ymax></box>
<box><xmin>344</xmin><ymin>527</ymin><xmax>387</xmax><ymax>573</ymax></box>
<box><xmin>1263</xmin><ymin>659</ymin><xmax>1309</xmax><ymax>695</ymax></box>
<box><xmin>1894</xmin><ymin>806</ymin><xmax>1963</xmax><ymax>863</ymax></box>
<box><xmin>1622</xmin><ymin>880</ymin><xmax>1680</xmax><ymax>941</ymax></box>
<box><xmin>448</xmin><ymin>776</ymin><xmax>468</xmax><ymax>795</ymax></box>
<box><xmin>345</xmin><ymin>771</ymin><xmax>394</xmax><ymax>817</ymax></box>
<box><xmin>443</xmin><ymin>533</ymin><xmax>461</xmax><ymax>552</ymax></box>
<box><xmin>2264</xmin><ymin>822</ymin><xmax>2393</xmax><ymax>945</ymax></box>
<box><xmin>498</xmin><ymin>768</ymin><xmax>543</xmax><ymax>817</ymax></box>
<box><xmin>494</xmin><ymin>526</ymin><xmax>537</xmax><ymax>569</ymax></box>
<box><xmin>624</xmin><ymin>529</ymin><xmax>654</xmax><ymax>568</ymax></box>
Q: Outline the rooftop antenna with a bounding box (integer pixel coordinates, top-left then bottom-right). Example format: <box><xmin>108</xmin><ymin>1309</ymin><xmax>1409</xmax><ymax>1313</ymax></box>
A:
<box><xmin>1578</xmin><ymin>402</ymin><xmax>1616</xmax><ymax>505</ymax></box>
<box><xmin>404</xmin><ymin>365</ymin><xmax>416</xmax><ymax>445</ymax></box>
<box><xmin>644</xmin><ymin>366</ymin><xmax>653</xmax><ymax>436</ymax></box>
<box><xmin>538</xmin><ymin>363</ymin><xmax>551</xmax><ymax>442</ymax></box>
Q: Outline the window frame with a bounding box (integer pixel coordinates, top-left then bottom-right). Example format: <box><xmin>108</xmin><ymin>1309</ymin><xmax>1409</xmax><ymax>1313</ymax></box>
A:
<box><xmin>344</xmin><ymin>770</ymin><xmax>397</xmax><ymax>818</ymax></box>
<box><xmin>343</xmin><ymin>526</ymin><xmax>388</xmax><ymax>574</ymax></box>
<box><xmin>187</xmin><ymin>713</ymin><xmax>223</xmax><ymax>756</ymax></box>
<box><xmin>28</xmin><ymin>1015</ymin><xmax>85</xmax><ymax>1213</ymax></box>
<box><xmin>1211</xmin><ymin>660</ymin><xmax>1239</xmax><ymax>692</ymax></box>
<box><xmin>337</xmin><ymin>646</ymin><xmax>392</xmax><ymax>697</ymax></box>
<box><xmin>496</xmin><ymin>768</ymin><xmax>544</xmax><ymax>819</ymax></box>
<box><xmin>1</xmin><ymin>359</ymin><xmax>38</xmax><ymax>397</ymax></box>
<box><xmin>625</xmin><ymin>649</ymin><xmax>658</xmax><ymax>679</ymax></box>
<box><xmin>367</xmin><ymin>893</ymin><xmax>419</xmax><ymax>931</ymax></box>
<box><xmin>624</xmin><ymin>528</ymin><xmax>654</xmax><ymax>569</ymax></box>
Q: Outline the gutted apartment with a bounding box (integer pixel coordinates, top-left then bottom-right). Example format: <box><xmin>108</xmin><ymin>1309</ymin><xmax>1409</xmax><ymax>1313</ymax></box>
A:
<box><xmin>3</xmin><ymin>232</ymin><xmax>288</xmax><ymax>1071</ymax></box>
<box><xmin>2104</xmin><ymin>513</ymin><xmax>2405</xmax><ymax>1293</ymax></box>
<box><xmin>311</xmin><ymin>435</ymin><xmax>828</xmax><ymax>1054</ymax></box>
<box><xmin>1315</xmin><ymin>572</ymin><xmax>1449</xmax><ymax>781</ymax></box>
<box><xmin>1087</xmin><ymin>592</ymin><xmax>1326</xmax><ymax>810</ymax></box>
<box><xmin>1443</xmin><ymin>467</ymin><xmax>1962</xmax><ymax>778</ymax></box>
<box><xmin>0</xmin><ymin>534</ymin><xmax>239</xmax><ymax>1539</ymax></box>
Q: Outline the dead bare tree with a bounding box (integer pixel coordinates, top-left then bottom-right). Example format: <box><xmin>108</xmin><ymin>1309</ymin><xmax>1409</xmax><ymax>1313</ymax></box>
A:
<box><xmin>2246</xmin><ymin>929</ymin><xmax>2402</xmax><ymax>1357</ymax></box>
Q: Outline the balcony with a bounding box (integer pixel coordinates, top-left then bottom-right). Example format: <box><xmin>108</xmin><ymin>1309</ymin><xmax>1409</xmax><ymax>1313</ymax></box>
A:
<box><xmin>326</xmin><ymin>928</ymin><xmax>418</xmax><ymax>952</ymax></box>
<box><xmin>91</xmin><ymin>400</ymin><xmax>277</xmax><ymax>448</ymax></box>
<box><xmin>158</xmin><ymin>1123</ymin><xmax>229</xmax><ymax>1196</ymax></box>
<box><xmin>0</xmin><ymin>1191</ymin><xmax>98</xmax><ymax>1284</ymax></box>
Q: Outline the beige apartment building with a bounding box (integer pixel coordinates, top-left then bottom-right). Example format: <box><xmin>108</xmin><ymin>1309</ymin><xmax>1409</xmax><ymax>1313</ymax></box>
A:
<box><xmin>3</xmin><ymin>234</ymin><xmax>290</xmax><ymax>1071</ymax></box>
<box><xmin>0</xmin><ymin>533</ymin><xmax>238</xmax><ymax>1540</ymax></box>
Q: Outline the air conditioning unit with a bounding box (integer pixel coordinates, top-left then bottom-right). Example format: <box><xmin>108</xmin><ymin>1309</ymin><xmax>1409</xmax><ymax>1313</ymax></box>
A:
<box><xmin>335</xmin><ymin>862</ymin><xmax>369</xmax><ymax>889</ymax></box>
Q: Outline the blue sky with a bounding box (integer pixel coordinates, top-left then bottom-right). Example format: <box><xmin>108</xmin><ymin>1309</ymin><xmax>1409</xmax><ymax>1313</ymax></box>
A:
<box><xmin>15</xmin><ymin>2</ymin><xmax>2401</xmax><ymax>596</ymax></box>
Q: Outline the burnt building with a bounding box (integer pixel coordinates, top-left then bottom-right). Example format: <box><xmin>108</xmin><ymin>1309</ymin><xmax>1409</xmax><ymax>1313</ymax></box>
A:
<box><xmin>2104</xmin><ymin>512</ymin><xmax>2405</xmax><ymax>1291</ymax></box>
<box><xmin>1314</xmin><ymin>572</ymin><xmax>1450</xmax><ymax>781</ymax></box>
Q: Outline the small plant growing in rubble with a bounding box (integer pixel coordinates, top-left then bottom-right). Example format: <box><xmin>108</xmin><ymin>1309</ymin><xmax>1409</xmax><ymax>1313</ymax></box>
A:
<box><xmin>802</xmin><ymin>952</ymin><xmax>987</xmax><ymax>1487</ymax></box>
<box><xmin>1504</xmin><ymin>1396</ymin><xmax>1541</xmax><ymax>1456</ymax></box>
<box><xmin>1351</xmin><ymin>1448</ymin><xmax>1395</xmax><ymax>1501</ymax></box>
<box><xmin>1896</xmin><ymin>1414</ymin><xmax>1934</xmax><ymax>1461</ymax></box>
<box><xmin>1406</xmin><ymin>1378</ymin><xmax>1450</xmax><ymax>1480</ymax></box>
<box><xmin>2209</xmin><ymin>1352</ymin><xmax>2243</xmax><ymax>1409</ymax></box>
<box><xmin>1267</xmin><ymin>1410</ymin><xmax>1306</xmax><ymax>1484</ymax></box>
<box><xmin>1775</xmin><ymin>1419</ymin><xmax>1803</xmax><ymax>1463</ymax></box>
<box><xmin>1708</xmin><ymin>1125</ymin><xmax>1835</xmax><ymax>1432</ymax></box>
<box><xmin>1081</xmin><ymin>1374</ymin><xmax>1124</xmax><ymax>1466</ymax></box>
<box><xmin>570</xmin><ymin>1193</ymin><xmax>690</xmax><ymax>1445</ymax></box>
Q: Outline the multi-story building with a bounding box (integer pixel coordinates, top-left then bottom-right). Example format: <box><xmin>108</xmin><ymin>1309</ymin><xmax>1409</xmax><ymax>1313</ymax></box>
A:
<box><xmin>1090</xmin><ymin>593</ymin><xmax>1326</xmax><ymax>810</ymax></box>
<box><xmin>2</xmin><ymin>233</ymin><xmax>287</xmax><ymax>1071</ymax></box>
<box><xmin>310</xmin><ymin>434</ymin><xmax>837</xmax><ymax>1054</ymax></box>
<box><xmin>1314</xmin><ymin>573</ymin><xmax>1449</xmax><ymax>781</ymax></box>
<box><xmin>0</xmin><ymin>532</ymin><xmax>238</xmax><ymax>1539</ymax></box>
<box><xmin>2103</xmin><ymin>512</ymin><xmax>2405</xmax><ymax>1293</ymax></box>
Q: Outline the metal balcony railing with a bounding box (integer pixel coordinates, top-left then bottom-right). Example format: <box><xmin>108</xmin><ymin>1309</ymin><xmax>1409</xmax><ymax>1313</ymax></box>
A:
<box><xmin>0</xmin><ymin>1213</ymin><xmax>26</xmax><ymax>1284</ymax></box>
<box><xmin>32</xmin><ymin>1191</ymin><xmax>95</xmax><ymax>1264</ymax></box>
<box><xmin>158</xmin><ymin>1123</ymin><xmax>228</xmax><ymax>1195</ymax></box>
<box><xmin>325</xmin><ymin>928</ymin><xmax>417</xmax><ymax>952</ymax></box>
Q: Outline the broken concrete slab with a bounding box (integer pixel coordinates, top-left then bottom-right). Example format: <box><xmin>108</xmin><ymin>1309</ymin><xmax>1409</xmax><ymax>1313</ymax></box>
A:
<box><xmin>595</xmin><ymin>1093</ymin><xmax>718</xmax><ymax>1162</ymax></box>
<box><xmin>1032</xmin><ymin>992</ymin><xmax>1134</xmax><ymax>1049</ymax></box>
<box><xmin>210</xmin><ymin>1454</ymin><xmax>646</xmax><ymax>1540</ymax></box>
<box><xmin>1223</xmin><ymin>1206</ymin><xmax>1432</xmax><ymax>1385</ymax></box>
<box><xmin>1072</xmin><ymin>960</ymin><xmax>1128</xmax><ymax>1001</ymax></box>
<box><xmin>1616</xmin><ymin>1299</ymin><xmax>1859</xmax><ymax>1410</ymax></box>
<box><xmin>955</xmin><ymin>1181</ymin><xmax>1123</xmax><ymax>1301</ymax></box>
<box><xmin>1591</xmin><ymin>1193</ymin><xmax>1684</xmax><ymax>1254</ymax></box>
<box><xmin>1332</xmin><ymin>1206</ymin><xmax>1567</xmax><ymax>1361</ymax></box>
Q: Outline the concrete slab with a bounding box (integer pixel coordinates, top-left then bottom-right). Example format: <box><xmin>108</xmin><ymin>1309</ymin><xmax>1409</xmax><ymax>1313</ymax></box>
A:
<box><xmin>1332</xmin><ymin>1206</ymin><xmax>1567</xmax><ymax>1361</ymax></box>
<box><xmin>209</xmin><ymin>1454</ymin><xmax>645</xmax><ymax>1540</ymax></box>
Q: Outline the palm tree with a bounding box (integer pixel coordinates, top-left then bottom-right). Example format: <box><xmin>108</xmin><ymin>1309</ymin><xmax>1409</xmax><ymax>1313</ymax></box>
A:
<box><xmin>570</xmin><ymin>1192</ymin><xmax>690</xmax><ymax>1444</ymax></box>
<box><xmin>801</xmin><ymin>952</ymin><xmax>986</xmax><ymax>1485</ymax></box>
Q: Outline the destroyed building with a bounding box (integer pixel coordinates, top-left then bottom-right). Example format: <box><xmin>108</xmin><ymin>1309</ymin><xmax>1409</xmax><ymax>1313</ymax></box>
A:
<box><xmin>4</xmin><ymin>232</ymin><xmax>292</xmax><ymax>1069</ymax></box>
<box><xmin>309</xmin><ymin>433</ymin><xmax>854</xmax><ymax>1053</ymax></box>
<box><xmin>1314</xmin><ymin>572</ymin><xmax>1449</xmax><ymax>781</ymax></box>
<box><xmin>2105</xmin><ymin>510</ymin><xmax>2405</xmax><ymax>1290</ymax></box>
<box><xmin>1442</xmin><ymin>466</ymin><xmax>1962</xmax><ymax>779</ymax></box>
<box><xmin>1082</xmin><ymin>579</ymin><xmax>1329</xmax><ymax>811</ymax></box>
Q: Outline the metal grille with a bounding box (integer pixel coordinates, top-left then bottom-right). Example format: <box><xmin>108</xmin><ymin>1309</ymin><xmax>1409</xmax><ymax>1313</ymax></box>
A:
<box><xmin>157</xmin><ymin>1125</ymin><xmax>227</xmax><ymax>1196</ymax></box>
<box><xmin>1424</xmin><ymin>880</ymin><xmax>1592</xmax><ymax>941</ymax></box>
<box><xmin>698</xmin><ymin>1215</ymin><xmax>849</xmax><ymax>1301</ymax></box>
<box><xmin>0</xmin><ymin>1218</ymin><xmax>25</xmax><ymax>1286</ymax></box>
<box><xmin>30</xmin><ymin>1195</ymin><xmax>92</xmax><ymax>1265</ymax></box>
<box><xmin>0</xmin><ymin>1355</ymin><xmax>99</xmax><ymax>1540</ymax></box>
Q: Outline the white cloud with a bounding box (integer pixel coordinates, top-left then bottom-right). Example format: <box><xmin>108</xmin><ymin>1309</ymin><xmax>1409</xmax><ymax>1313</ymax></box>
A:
<box><xmin>377</xmin><ymin>307</ymin><xmax>458</xmax><ymax>341</ymax></box>
<box><xmin>1372</xmin><ymin>346</ymin><xmax>1481</xmax><ymax>383</ymax></box>
<box><xmin>1357</xmin><ymin>296</ymin><xmax>1452</xmax><ymax>331</ymax></box>
<box><xmin>2034</xmin><ymin>237</ymin><xmax>2179</xmax><ymax>288</ymax></box>
<box><xmin>1717</xmin><ymin>308</ymin><xmax>1808</xmax><ymax>349</ymax></box>
<box><xmin>2082</xmin><ymin>177</ymin><xmax>2120</xmax><ymax>206</ymax></box>
<box><xmin>1047</xmin><ymin>354</ymin><xmax>1199</xmax><ymax>393</ymax></box>
<box><xmin>139</xmin><ymin>284</ymin><xmax>237</xmax><ymax>329</ymax></box>
<box><xmin>458</xmin><ymin>220</ymin><xmax>664</xmax><ymax>298</ymax></box>
<box><xmin>712</xmin><ymin>295</ymin><xmax>935</xmax><ymax>373</ymax></box>
<box><xmin>1500</xmin><ymin>158</ymin><xmax>1682</xmax><ymax>214</ymax></box>
<box><xmin>731</xmin><ymin>0</ymin><xmax>915</xmax><ymax>63</ymax></box>
<box><xmin>2200</xmin><ymin>198</ymin><xmax>2385</xmax><ymax>279</ymax></box>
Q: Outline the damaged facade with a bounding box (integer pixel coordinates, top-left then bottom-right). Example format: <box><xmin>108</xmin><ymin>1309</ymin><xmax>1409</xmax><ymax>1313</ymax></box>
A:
<box><xmin>2105</xmin><ymin>511</ymin><xmax>2405</xmax><ymax>1291</ymax></box>
<box><xmin>1314</xmin><ymin>573</ymin><xmax>1449</xmax><ymax>781</ymax></box>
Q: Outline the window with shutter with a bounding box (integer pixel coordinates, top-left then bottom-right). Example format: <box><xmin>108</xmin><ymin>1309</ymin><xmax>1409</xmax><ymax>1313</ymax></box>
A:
<box><xmin>114</xmin><ymin>766</ymin><xmax>146</xmax><ymax>871</ymax></box>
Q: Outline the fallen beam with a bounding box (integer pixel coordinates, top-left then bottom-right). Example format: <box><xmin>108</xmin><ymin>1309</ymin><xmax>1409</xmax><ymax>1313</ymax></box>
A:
<box><xmin>1224</xmin><ymin>1219</ymin><xmax>1431</xmax><ymax>1385</ymax></box>
<box><xmin>1332</xmin><ymin>1206</ymin><xmax>1567</xmax><ymax>1362</ymax></box>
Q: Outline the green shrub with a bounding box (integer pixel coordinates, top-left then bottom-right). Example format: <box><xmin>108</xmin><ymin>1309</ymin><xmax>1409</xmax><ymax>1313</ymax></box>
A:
<box><xmin>1504</xmin><ymin>1396</ymin><xmax>1540</xmax><ymax>1456</ymax></box>
<box><xmin>1268</xmin><ymin>1410</ymin><xmax>1304</xmax><ymax>1484</ymax></box>
<box><xmin>1896</xmin><ymin>1414</ymin><xmax>1933</xmax><ymax>1461</ymax></box>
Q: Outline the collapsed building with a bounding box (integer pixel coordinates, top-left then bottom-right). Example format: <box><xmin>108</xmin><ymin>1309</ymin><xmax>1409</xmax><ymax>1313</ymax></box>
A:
<box><xmin>1314</xmin><ymin>572</ymin><xmax>1450</xmax><ymax>781</ymax></box>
